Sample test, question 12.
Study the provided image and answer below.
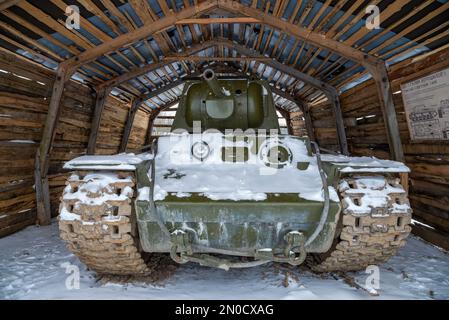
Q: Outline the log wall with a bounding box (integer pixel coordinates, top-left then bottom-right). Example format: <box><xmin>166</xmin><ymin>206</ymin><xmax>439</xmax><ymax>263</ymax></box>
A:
<box><xmin>320</xmin><ymin>47</ymin><xmax>449</xmax><ymax>249</ymax></box>
<box><xmin>309</xmin><ymin>101</ymin><xmax>339</xmax><ymax>151</ymax></box>
<box><xmin>95</xmin><ymin>98</ymin><xmax>149</xmax><ymax>155</ymax></box>
<box><xmin>0</xmin><ymin>50</ymin><xmax>149</xmax><ymax>237</ymax></box>
<box><xmin>289</xmin><ymin>111</ymin><xmax>308</xmax><ymax>137</ymax></box>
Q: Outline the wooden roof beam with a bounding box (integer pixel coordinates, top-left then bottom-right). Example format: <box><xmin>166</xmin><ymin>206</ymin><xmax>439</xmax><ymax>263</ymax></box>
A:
<box><xmin>0</xmin><ymin>0</ymin><xmax>22</xmax><ymax>11</ymax></box>
<box><xmin>215</xmin><ymin>1</ymin><xmax>402</xmax><ymax>161</ymax></box>
<box><xmin>60</xmin><ymin>1</ymin><xmax>217</xmax><ymax>74</ymax></box>
<box><xmin>175</xmin><ymin>17</ymin><xmax>260</xmax><ymax>24</ymax></box>
<box><xmin>95</xmin><ymin>37</ymin><xmax>347</xmax><ymax>154</ymax></box>
<box><xmin>119</xmin><ymin>79</ymin><xmax>187</xmax><ymax>152</ymax></box>
<box><xmin>97</xmin><ymin>41</ymin><xmax>218</xmax><ymax>90</ymax></box>
<box><xmin>213</xmin><ymin>2</ymin><xmax>380</xmax><ymax>67</ymax></box>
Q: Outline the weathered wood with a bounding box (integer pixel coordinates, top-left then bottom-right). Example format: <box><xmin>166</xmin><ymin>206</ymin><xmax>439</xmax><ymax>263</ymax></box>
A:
<box><xmin>412</xmin><ymin>224</ymin><xmax>449</xmax><ymax>251</ymax></box>
<box><xmin>0</xmin><ymin>0</ymin><xmax>23</xmax><ymax>11</ymax></box>
<box><xmin>145</xmin><ymin>100</ymin><xmax>180</xmax><ymax>144</ymax></box>
<box><xmin>366</xmin><ymin>63</ymin><xmax>404</xmax><ymax>161</ymax></box>
<box><xmin>217</xmin><ymin>0</ymin><xmax>380</xmax><ymax>67</ymax></box>
<box><xmin>410</xmin><ymin>195</ymin><xmax>449</xmax><ymax>217</ymax></box>
<box><xmin>87</xmin><ymin>87</ymin><xmax>110</xmax><ymax>154</ymax></box>
<box><xmin>119</xmin><ymin>98</ymin><xmax>142</xmax><ymax>153</ymax></box>
<box><xmin>38</xmin><ymin>65</ymin><xmax>71</xmax><ymax>174</ymax></box>
<box><xmin>325</xmin><ymin>89</ymin><xmax>349</xmax><ymax>155</ymax></box>
<box><xmin>97</xmin><ymin>60</ymin><xmax>168</xmax><ymax>90</ymax></box>
<box><xmin>0</xmin><ymin>216</ymin><xmax>36</xmax><ymax>238</ymax></box>
<box><xmin>0</xmin><ymin>50</ymin><xmax>147</xmax><ymax>235</ymax></box>
<box><xmin>175</xmin><ymin>17</ymin><xmax>260</xmax><ymax>25</ymax></box>
<box><xmin>293</xmin><ymin>101</ymin><xmax>316</xmax><ymax>141</ymax></box>
<box><xmin>144</xmin><ymin>112</ymin><xmax>158</xmax><ymax>146</ymax></box>
<box><xmin>34</xmin><ymin>152</ymin><xmax>51</xmax><ymax>225</ymax></box>
<box><xmin>284</xmin><ymin>111</ymin><xmax>293</xmax><ymax>135</ymax></box>
<box><xmin>63</xmin><ymin>1</ymin><xmax>217</xmax><ymax>69</ymax></box>
<box><xmin>34</xmin><ymin>65</ymin><xmax>72</xmax><ymax>226</ymax></box>
<box><xmin>164</xmin><ymin>56</ymin><xmax>271</xmax><ymax>62</ymax></box>
<box><xmin>96</xmin><ymin>38</ymin><xmax>336</xmax><ymax>109</ymax></box>
<box><xmin>119</xmin><ymin>79</ymin><xmax>185</xmax><ymax>151</ymax></box>
<box><xmin>399</xmin><ymin>172</ymin><xmax>409</xmax><ymax>194</ymax></box>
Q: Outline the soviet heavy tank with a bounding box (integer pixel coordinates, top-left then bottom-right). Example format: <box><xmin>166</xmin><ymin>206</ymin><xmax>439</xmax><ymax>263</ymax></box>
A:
<box><xmin>59</xmin><ymin>69</ymin><xmax>412</xmax><ymax>275</ymax></box>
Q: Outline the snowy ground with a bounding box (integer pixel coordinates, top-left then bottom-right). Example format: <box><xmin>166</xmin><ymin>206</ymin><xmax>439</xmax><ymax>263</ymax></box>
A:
<box><xmin>1</xmin><ymin>222</ymin><xmax>448</xmax><ymax>300</ymax></box>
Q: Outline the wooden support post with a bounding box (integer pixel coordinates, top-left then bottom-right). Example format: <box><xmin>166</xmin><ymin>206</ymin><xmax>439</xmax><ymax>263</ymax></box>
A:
<box><xmin>39</xmin><ymin>65</ymin><xmax>71</xmax><ymax>173</ymax></box>
<box><xmin>144</xmin><ymin>116</ymin><xmax>154</xmax><ymax>146</ymax></box>
<box><xmin>145</xmin><ymin>110</ymin><xmax>160</xmax><ymax>146</ymax></box>
<box><xmin>300</xmin><ymin>102</ymin><xmax>316</xmax><ymax>142</ymax></box>
<box><xmin>368</xmin><ymin>62</ymin><xmax>405</xmax><ymax>162</ymax></box>
<box><xmin>121</xmin><ymin>81</ymin><xmax>186</xmax><ymax>152</ymax></box>
<box><xmin>285</xmin><ymin>112</ymin><xmax>293</xmax><ymax>135</ymax></box>
<box><xmin>87</xmin><ymin>87</ymin><xmax>110</xmax><ymax>154</ymax></box>
<box><xmin>144</xmin><ymin>100</ymin><xmax>180</xmax><ymax>146</ymax></box>
<box><xmin>399</xmin><ymin>172</ymin><xmax>409</xmax><ymax>195</ymax></box>
<box><xmin>35</xmin><ymin>63</ymin><xmax>72</xmax><ymax>226</ymax></box>
<box><xmin>275</xmin><ymin>108</ymin><xmax>292</xmax><ymax>135</ymax></box>
<box><xmin>325</xmin><ymin>89</ymin><xmax>349</xmax><ymax>155</ymax></box>
<box><xmin>119</xmin><ymin>98</ymin><xmax>142</xmax><ymax>153</ymax></box>
<box><xmin>34</xmin><ymin>152</ymin><xmax>51</xmax><ymax>225</ymax></box>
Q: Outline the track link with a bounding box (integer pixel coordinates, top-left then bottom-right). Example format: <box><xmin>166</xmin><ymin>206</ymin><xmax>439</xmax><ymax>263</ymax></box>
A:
<box><xmin>312</xmin><ymin>174</ymin><xmax>412</xmax><ymax>272</ymax></box>
<box><xmin>59</xmin><ymin>171</ymin><xmax>150</xmax><ymax>275</ymax></box>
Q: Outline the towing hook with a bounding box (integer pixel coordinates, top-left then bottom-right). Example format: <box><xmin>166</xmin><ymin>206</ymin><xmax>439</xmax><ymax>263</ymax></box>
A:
<box><xmin>255</xmin><ymin>231</ymin><xmax>307</xmax><ymax>266</ymax></box>
<box><xmin>170</xmin><ymin>230</ymin><xmax>192</xmax><ymax>264</ymax></box>
<box><xmin>284</xmin><ymin>231</ymin><xmax>307</xmax><ymax>266</ymax></box>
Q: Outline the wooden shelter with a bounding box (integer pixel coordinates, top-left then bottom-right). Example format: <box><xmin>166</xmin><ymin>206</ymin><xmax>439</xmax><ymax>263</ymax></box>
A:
<box><xmin>1</xmin><ymin>0</ymin><xmax>449</xmax><ymax>249</ymax></box>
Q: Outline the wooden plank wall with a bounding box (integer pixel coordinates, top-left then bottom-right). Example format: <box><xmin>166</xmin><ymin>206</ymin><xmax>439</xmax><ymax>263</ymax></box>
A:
<box><xmin>95</xmin><ymin>98</ymin><xmax>149</xmax><ymax>155</ymax></box>
<box><xmin>289</xmin><ymin>111</ymin><xmax>308</xmax><ymax>137</ymax></box>
<box><xmin>312</xmin><ymin>47</ymin><xmax>449</xmax><ymax>249</ymax></box>
<box><xmin>390</xmin><ymin>48</ymin><xmax>449</xmax><ymax>250</ymax></box>
<box><xmin>0</xmin><ymin>50</ymin><xmax>149</xmax><ymax>237</ymax></box>
<box><xmin>308</xmin><ymin>101</ymin><xmax>339</xmax><ymax>151</ymax></box>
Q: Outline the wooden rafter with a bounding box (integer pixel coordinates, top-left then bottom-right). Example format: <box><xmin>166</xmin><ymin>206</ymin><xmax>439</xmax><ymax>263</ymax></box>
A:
<box><xmin>0</xmin><ymin>0</ymin><xmax>22</xmax><ymax>11</ymax></box>
<box><xmin>215</xmin><ymin>1</ymin><xmax>381</xmax><ymax>67</ymax></box>
<box><xmin>90</xmin><ymin>37</ymin><xmax>348</xmax><ymax>154</ymax></box>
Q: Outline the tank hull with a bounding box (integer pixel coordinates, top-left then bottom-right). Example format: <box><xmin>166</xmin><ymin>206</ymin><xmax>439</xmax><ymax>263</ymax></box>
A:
<box><xmin>135</xmin><ymin>193</ymin><xmax>341</xmax><ymax>255</ymax></box>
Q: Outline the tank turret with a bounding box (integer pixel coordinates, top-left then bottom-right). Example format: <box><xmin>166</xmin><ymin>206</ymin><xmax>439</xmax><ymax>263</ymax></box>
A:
<box><xmin>171</xmin><ymin>70</ymin><xmax>280</xmax><ymax>132</ymax></box>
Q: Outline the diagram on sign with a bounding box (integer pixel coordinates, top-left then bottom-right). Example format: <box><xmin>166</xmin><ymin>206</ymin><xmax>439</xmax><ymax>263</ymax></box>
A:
<box><xmin>401</xmin><ymin>69</ymin><xmax>449</xmax><ymax>141</ymax></box>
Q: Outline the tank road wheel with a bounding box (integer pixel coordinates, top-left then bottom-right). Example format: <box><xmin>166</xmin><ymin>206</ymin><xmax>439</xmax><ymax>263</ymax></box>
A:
<box><xmin>312</xmin><ymin>174</ymin><xmax>412</xmax><ymax>272</ymax></box>
<box><xmin>58</xmin><ymin>171</ymin><xmax>150</xmax><ymax>276</ymax></box>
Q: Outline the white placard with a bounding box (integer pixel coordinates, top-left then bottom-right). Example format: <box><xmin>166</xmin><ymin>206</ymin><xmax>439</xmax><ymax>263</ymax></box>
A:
<box><xmin>401</xmin><ymin>68</ymin><xmax>449</xmax><ymax>141</ymax></box>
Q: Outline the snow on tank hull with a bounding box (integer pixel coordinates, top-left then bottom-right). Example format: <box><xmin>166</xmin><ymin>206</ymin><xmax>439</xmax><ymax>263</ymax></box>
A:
<box><xmin>134</xmin><ymin>134</ymin><xmax>341</xmax><ymax>256</ymax></box>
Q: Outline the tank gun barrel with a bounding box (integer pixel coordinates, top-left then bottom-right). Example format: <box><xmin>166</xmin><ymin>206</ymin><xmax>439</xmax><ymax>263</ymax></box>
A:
<box><xmin>202</xmin><ymin>69</ymin><xmax>230</xmax><ymax>98</ymax></box>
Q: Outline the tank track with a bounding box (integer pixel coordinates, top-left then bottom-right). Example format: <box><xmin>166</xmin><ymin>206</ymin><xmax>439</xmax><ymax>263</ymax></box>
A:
<box><xmin>312</xmin><ymin>174</ymin><xmax>412</xmax><ymax>272</ymax></box>
<box><xmin>59</xmin><ymin>172</ymin><xmax>412</xmax><ymax>275</ymax></box>
<box><xmin>59</xmin><ymin>171</ymin><xmax>150</xmax><ymax>275</ymax></box>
